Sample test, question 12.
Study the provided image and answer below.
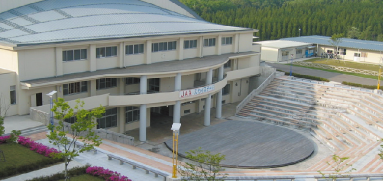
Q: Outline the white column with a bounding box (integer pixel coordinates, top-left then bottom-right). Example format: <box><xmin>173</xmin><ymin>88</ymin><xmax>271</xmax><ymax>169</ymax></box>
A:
<box><xmin>204</xmin><ymin>69</ymin><xmax>213</xmax><ymax>126</ymax></box>
<box><xmin>233</xmin><ymin>34</ymin><xmax>239</xmax><ymax>53</ymax></box>
<box><xmin>216</xmin><ymin>65</ymin><xmax>224</xmax><ymax>118</ymax></box>
<box><xmin>173</xmin><ymin>73</ymin><xmax>181</xmax><ymax>124</ymax></box>
<box><xmin>140</xmin><ymin>75</ymin><xmax>147</xmax><ymax>94</ymax></box>
<box><xmin>139</xmin><ymin>104</ymin><xmax>147</xmax><ymax>142</ymax></box>
<box><xmin>145</xmin><ymin>40</ymin><xmax>152</xmax><ymax>64</ymax></box>
<box><xmin>178</xmin><ymin>37</ymin><xmax>184</xmax><ymax>60</ymax></box>
<box><xmin>139</xmin><ymin>75</ymin><xmax>147</xmax><ymax>142</ymax></box>
<box><xmin>119</xmin><ymin>107</ymin><xmax>125</xmax><ymax>134</ymax></box>
<box><xmin>90</xmin><ymin>80</ymin><xmax>96</xmax><ymax>96</ymax></box>
<box><xmin>55</xmin><ymin>47</ymin><xmax>63</xmax><ymax>76</ymax></box>
<box><xmin>119</xmin><ymin>78</ymin><xmax>125</xmax><ymax>95</ymax></box>
<box><xmin>90</xmin><ymin>44</ymin><xmax>97</xmax><ymax>71</ymax></box>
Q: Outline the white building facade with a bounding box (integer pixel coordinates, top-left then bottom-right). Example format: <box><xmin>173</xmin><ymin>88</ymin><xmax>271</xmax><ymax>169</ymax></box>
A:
<box><xmin>0</xmin><ymin>0</ymin><xmax>261</xmax><ymax>141</ymax></box>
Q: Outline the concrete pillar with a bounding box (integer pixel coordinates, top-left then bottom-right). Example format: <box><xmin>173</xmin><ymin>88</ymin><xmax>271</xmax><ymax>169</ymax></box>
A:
<box><xmin>216</xmin><ymin>65</ymin><xmax>224</xmax><ymax>118</ymax></box>
<box><xmin>90</xmin><ymin>44</ymin><xmax>96</xmax><ymax>71</ymax></box>
<box><xmin>90</xmin><ymin>80</ymin><xmax>97</xmax><ymax>96</ymax></box>
<box><xmin>206</xmin><ymin>69</ymin><xmax>213</xmax><ymax>85</ymax></box>
<box><xmin>119</xmin><ymin>78</ymin><xmax>125</xmax><ymax>95</ymax></box>
<box><xmin>173</xmin><ymin>101</ymin><xmax>181</xmax><ymax>124</ymax></box>
<box><xmin>56</xmin><ymin>85</ymin><xmax>63</xmax><ymax>99</ymax></box>
<box><xmin>233</xmin><ymin>34</ymin><xmax>239</xmax><ymax>53</ymax></box>
<box><xmin>55</xmin><ymin>47</ymin><xmax>63</xmax><ymax>76</ymax></box>
<box><xmin>145</xmin><ymin>40</ymin><xmax>152</xmax><ymax>64</ymax></box>
<box><xmin>204</xmin><ymin>68</ymin><xmax>213</xmax><ymax>126</ymax></box>
<box><xmin>173</xmin><ymin>73</ymin><xmax>182</xmax><ymax>124</ymax></box>
<box><xmin>204</xmin><ymin>94</ymin><xmax>211</xmax><ymax>126</ymax></box>
<box><xmin>140</xmin><ymin>75</ymin><xmax>147</xmax><ymax>94</ymax></box>
<box><xmin>217</xmin><ymin>35</ymin><xmax>222</xmax><ymax>55</ymax></box>
<box><xmin>119</xmin><ymin>107</ymin><xmax>125</xmax><ymax>133</ymax></box>
<box><xmin>139</xmin><ymin>104</ymin><xmax>147</xmax><ymax>142</ymax></box>
<box><xmin>178</xmin><ymin>37</ymin><xmax>184</xmax><ymax>60</ymax></box>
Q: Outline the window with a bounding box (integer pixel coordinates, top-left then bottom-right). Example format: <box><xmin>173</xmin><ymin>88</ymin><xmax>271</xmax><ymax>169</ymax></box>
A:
<box><xmin>126</xmin><ymin>106</ymin><xmax>140</xmax><ymax>123</ymax></box>
<box><xmin>296</xmin><ymin>49</ymin><xmax>302</xmax><ymax>54</ymax></box>
<box><xmin>282</xmin><ymin>51</ymin><xmax>289</xmax><ymax>56</ymax></box>
<box><xmin>341</xmin><ymin>49</ymin><xmax>347</xmax><ymax>55</ymax></box>
<box><xmin>148</xmin><ymin>78</ymin><xmax>160</xmax><ymax>92</ymax></box>
<box><xmin>63</xmin><ymin>81</ymin><xmax>88</xmax><ymax>95</ymax></box>
<box><xmin>97</xmin><ymin>108</ymin><xmax>117</xmax><ymax>129</ymax></box>
<box><xmin>354</xmin><ymin>53</ymin><xmax>361</xmax><ymax>57</ymax></box>
<box><xmin>63</xmin><ymin>49</ymin><xmax>87</xmax><ymax>61</ymax></box>
<box><xmin>222</xmin><ymin>37</ymin><xmax>232</xmax><ymax>45</ymax></box>
<box><xmin>184</xmin><ymin>110</ymin><xmax>191</xmax><ymax>114</ymax></box>
<box><xmin>126</xmin><ymin>78</ymin><xmax>140</xmax><ymax>85</ymax></box>
<box><xmin>223</xmin><ymin>84</ymin><xmax>230</xmax><ymax>95</ymax></box>
<box><xmin>152</xmin><ymin>41</ymin><xmax>177</xmax><ymax>52</ymax></box>
<box><xmin>224</xmin><ymin>60</ymin><xmax>231</xmax><ymax>68</ymax></box>
<box><xmin>204</xmin><ymin>38</ymin><xmax>216</xmax><ymax>47</ymax></box>
<box><xmin>96</xmin><ymin>46</ymin><xmax>117</xmax><ymax>58</ymax></box>
<box><xmin>96</xmin><ymin>78</ymin><xmax>117</xmax><ymax>90</ymax></box>
<box><xmin>126</xmin><ymin>44</ymin><xmax>144</xmax><ymax>55</ymax></box>
<box><xmin>327</xmin><ymin>50</ymin><xmax>333</xmax><ymax>54</ymax></box>
<box><xmin>195</xmin><ymin>73</ymin><xmax>202</xmax><ymax>81</ymax></box>
<box><xmin>64</xmin><ymin>116</ymin><xmax>76</xmax><ymax>124</ymax></box>
<box><xmin>184</xmin><ymin>40</ymin><xmax>197</xmax><ymax>49</ymax></box>
<box><xmin>10</xmin><ymin>85</ymin><xmax>16</xmax><ymax>105</ymax></box>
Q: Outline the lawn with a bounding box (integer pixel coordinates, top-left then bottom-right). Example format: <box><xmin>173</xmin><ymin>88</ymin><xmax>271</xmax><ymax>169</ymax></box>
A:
<box><xmin>304</xmin><ymin>58</ymin><xmax>382</xmax><ymax>71</ymax></box>
<box><xmin>58</xmin><ymin>174</ymin><xmax>104</xmax><ymax>181</ymax></box>
<box><xmin>0</xmin><ymin>143</ymin><xmax>62</xmax><ymax>179</ymax></box>
<box><xmin>292</xmin><ymin>64</ymin><xmax>379</xmax><ymax>80</ymax></box>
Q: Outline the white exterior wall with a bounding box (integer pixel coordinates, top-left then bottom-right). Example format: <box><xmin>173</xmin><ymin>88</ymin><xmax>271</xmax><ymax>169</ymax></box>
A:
<box><xmin>18</xmin><ymin>48</ymin><xmax>55</xmax><ymax>81</ymax></box>
<box><xmin>238</xmin><ymin>33</ymin><xmax>253</xmax><ymax>52</ymax></box>
<box><xmin>63</xmin><ymin>60</ymin><xmax>89</xmax><ymax>74</ymax></box>
<box><xmin>0</xmin><ymin>73</ymin><xmax>18</xmax><ymax>116</ymax></box>
<box><xmin>261</xmin><ymin>47</ymin><xmax>279</xmax><ymax>62</ymax></box>
<box><xmin>0</xmin><ymin>49</ymin><xmax>18</xmax><ymax>72</ymax></box>
<box><xmin>19</xmin><ymin>86</ymin><xmax>57</xmax><ymax>115</ymax></box>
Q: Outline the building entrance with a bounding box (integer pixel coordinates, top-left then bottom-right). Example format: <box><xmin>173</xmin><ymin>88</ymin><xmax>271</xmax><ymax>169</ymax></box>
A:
<box><xmin>150</xmin><ymin>106</ymin><xmax>173</xmax><ymax>126</ymax></box>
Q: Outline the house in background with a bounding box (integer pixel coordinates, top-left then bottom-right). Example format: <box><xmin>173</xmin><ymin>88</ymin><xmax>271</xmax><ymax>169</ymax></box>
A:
<box><xmin>282</xmin><ymin>35</ymin><xmax>383</xmax><ymax>64</ymax></box>
<box><xmin>258</xmin><ymin>40</ymin><xmax>314</xmax><ymax>62</ymax></box>
<box><xmin>0</xmin><ymin>0</ymin><xmax>261</xmax><ymax>141</ymax></box>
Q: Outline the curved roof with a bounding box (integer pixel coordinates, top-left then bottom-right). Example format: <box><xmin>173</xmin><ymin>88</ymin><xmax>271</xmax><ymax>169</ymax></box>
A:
<box><xmin>0</xmin><ymin>0</ymin><xmax>252</xmax><ymax>47</ymax></box>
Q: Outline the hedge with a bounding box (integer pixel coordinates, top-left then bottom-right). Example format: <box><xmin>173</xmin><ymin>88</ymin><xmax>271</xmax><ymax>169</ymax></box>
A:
<box><xmin>281</xmin><ymin>71</ymin><xmax>330</xmax><ymax>82</ymax></box>
<box><xmin>342</xmin><ymin>81</ymin><xmax>382</xmax><ymax>90</ymax></box>
<box><xmin>26</xmin><ymin>165</ymin><xmax>90</xmax><ymax>181</ymax></box>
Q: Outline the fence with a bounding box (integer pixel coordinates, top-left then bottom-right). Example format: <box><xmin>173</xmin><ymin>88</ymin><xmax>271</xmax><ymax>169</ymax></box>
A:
<box><xmin>29</xmin><ymin>107</ymin><xmax>135</xmax><ymax>146</ymax></box>
<box><xmin>236</xmin><ymin>67</ymin><xmax>276</xmax><ymax>114</ymax></box>
<box><xmin>293</xmin><ymin>61</ymin><xmax>383</xmax><ymax>77</ymax></box>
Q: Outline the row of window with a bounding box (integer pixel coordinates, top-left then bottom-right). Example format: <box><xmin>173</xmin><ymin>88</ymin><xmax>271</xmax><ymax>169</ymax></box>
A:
<box><xmin>62</xmin><ymin>37</ymin><xmax>234</xmax><ymax>61</ymax></box>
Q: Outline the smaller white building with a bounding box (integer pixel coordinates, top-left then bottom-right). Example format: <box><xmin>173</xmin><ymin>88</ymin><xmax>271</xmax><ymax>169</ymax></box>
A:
<box><xmin>258</xmin><ymin>40</ymin><xmax>314</xmax><ymax>62</ymax></box>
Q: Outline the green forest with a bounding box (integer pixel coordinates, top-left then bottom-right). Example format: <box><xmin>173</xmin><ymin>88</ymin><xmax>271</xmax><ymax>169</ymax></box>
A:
<box><xmin>179</xmin><ymin>0</ymin><xmax>383</xmax><ymax>41</ymax></box>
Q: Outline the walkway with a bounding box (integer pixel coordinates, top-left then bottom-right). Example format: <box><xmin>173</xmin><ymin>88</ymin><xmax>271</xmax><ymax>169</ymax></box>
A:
<box><xmin>268</xmin><ymin>62</ymin><xmax>383</xmax><ymax>86</ymax></box>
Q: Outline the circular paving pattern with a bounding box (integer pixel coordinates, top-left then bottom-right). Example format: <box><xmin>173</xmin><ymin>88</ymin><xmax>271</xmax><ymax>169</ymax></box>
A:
<box><xmin>165</xmin><ymin>120</ymin><xmax>315</xmax><ymax>168</ymax></box>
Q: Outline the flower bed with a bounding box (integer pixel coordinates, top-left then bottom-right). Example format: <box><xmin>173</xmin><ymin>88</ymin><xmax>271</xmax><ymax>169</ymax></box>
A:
<box><xmin>86</xmin><ymin>166</ymin><xmax>132</xmax><ymax>181</ymax></box>
<box><xmin>17</xmin><ymin>136</ymin><xmax>60</xmax><ymax>157</ymax></box>
<box><xmin>0</xmin><ymin>135</ymin><xmax>10</xmax><ymax>144</ymax></box>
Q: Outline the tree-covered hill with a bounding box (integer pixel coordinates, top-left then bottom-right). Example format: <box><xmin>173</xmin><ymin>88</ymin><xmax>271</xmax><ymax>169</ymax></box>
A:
<box><xmin>179</xmin><ymin>0</ymin><xmax>383</xmax><ymax>41</ymax></box>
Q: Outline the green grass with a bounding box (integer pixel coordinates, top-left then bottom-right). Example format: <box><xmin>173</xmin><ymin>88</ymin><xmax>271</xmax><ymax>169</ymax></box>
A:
<box><xmin>304</xmin><ymin>58</ymin><xmax>381</xmax><ymax>71</ymax></box>
<box><xmin>58</xmin><ymin>174</ymin><xmax>104</xmax><ymax>181</ymax></box>
<box><xmin>292</xmin><ymin>64</ymin><xmax>379</xmax><ymax>80</ymax></box>
<box><xmin>0</xmin><ymin>143</ymin><xmax>62</xmax><ymax>179</ymax></box>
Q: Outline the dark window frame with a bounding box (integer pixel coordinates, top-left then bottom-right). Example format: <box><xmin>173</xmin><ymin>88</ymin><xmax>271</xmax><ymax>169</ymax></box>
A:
<box><xmin>10</xmin><ymin>85</ymin><xmax>16</xmax><ymax>105</ymax></box>
<box><xmin>152</xmin><ymin>41</ymin><xmax>177</xmax><ymax>52</ymax></box>
<box><xmin>96</xmin><ymin>46</ymin><xmax>118</xmax><ymax>58</ymax></box>
<box><xmin>96</xmin><ymin>78</ymin><xmax>117</xmax><ymax>90</ymax></box>
<box><xmin>63</xmin><ymin>81</ymin><xmax>88</xmax><ymax>96</ymax></box>
<box><xmin>63</xmin><ymin>49</ymin><xmax>87</xmax><ymax>62</ymax></box>
<box><xmin>97</xmin><ymin>108</ymin><xmax>118</xmax><ymax>129</ymax></box>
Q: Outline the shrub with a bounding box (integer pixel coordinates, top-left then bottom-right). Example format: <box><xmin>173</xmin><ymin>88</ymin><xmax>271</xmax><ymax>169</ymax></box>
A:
<box><xmin>18</xmin><ymin>136</ymin><xmax>61</xmax><ymax>158</ymax></box>
<box><xmin>283</xmin><ymin>72</ymin><xmax>330</xmax><ymax>82</ymax></box>
<box><xmin>26</xmin><ymin>164</ymin><xmax>90</xmax><ymax>181</ymax></box>
<box><xmin>342</xmin><ymin>81</ymin><xmax>382</xmax><ymax>90</ymax></box>
<box><xmin>0</xmin><ymin>135</ymin><xmax>10</xmax><ymax>144</ymax></box>
<box><xmin>86</xmin><ymin>166</ymin><xmax>132</xmax><ymax>181</ymax></box>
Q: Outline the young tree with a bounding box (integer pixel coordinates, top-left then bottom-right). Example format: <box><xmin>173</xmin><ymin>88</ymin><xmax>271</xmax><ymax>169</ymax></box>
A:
<box><xmin>0</xmin><ymin>94</ymin><xmax>11</xmax><ymax>136</ymax></box>
<box><xmin>329</xmin><ymin>33</ymin><xmax>344</xmax><ymax>62</ymax></box>
<box><xmin>347</xmin><ymin>27</ymin><xmax>361</xmax><ymax>39</ymax></box>
<box><xmin>318</xmin><ymin>154</ymin><xmax>355</xmax><ymax>181</ymax></box>
<box><xmin>178</xmin><ymin>147</ymin><xmax>227</xmax><ymax>181</ymax></box>
<box><xmin>47</xmin><ymin>98</ymin><xmax>105</xmax><ymax>181</ymax></box>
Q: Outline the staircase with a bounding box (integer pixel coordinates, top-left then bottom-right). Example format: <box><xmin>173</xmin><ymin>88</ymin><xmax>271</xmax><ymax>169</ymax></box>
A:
<box><xmin>20</xmin><ymin>125</ymin><xmax>48</xmax><ymax>136</ymax></box>
<box><xmin>236</xmin><ymin>76</ymin><xmax>383</xmax><ymax>173</ymax></box>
